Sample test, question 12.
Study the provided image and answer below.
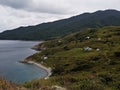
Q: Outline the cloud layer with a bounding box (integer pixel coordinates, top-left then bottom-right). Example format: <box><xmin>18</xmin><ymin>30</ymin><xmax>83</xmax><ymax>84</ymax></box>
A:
<box><xmin>0</xmin><ymin>0</ymin><xmax>72</xmax><ymax>14</ymax></box>
<box><xmin>0</xmin><ymin>0</ymin><xmax>120</xmax><ymax>32</ymax></box>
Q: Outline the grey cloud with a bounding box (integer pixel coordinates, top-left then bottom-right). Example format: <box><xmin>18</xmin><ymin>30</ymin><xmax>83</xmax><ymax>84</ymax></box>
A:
<box><xmin>0</xmin><ymin>0</ymin><xmax>72</xmax><ymax>14</ymax></box>
<box><xmin>0</xmin><ymin>0</ymin><xmax>120</xmax><ymax>32</ymax></box>
<box><xmin>0</xmin><ymin>5</ymin><xmax>71</xmax><ymax>32</ymax></box>
<box><xmin>0</xmin><ymin>0</ymin><xmax>30</xmax><ymax>9</ymax></box>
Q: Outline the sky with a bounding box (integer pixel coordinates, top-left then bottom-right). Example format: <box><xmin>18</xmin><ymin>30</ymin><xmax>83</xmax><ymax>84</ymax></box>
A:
<box><xmin>0</xmin><ymin>0</ymin><xmax>120</xmax><ymax>32</ymax></box>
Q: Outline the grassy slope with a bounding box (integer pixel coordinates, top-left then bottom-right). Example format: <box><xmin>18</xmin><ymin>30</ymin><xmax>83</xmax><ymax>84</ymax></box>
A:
<box><xmin>0</xmin><ymin>78</ymin><xmax>26</xmax><ymax>90</ymax></box>
<box><xmin>24</xmin><ymin>26</ymin><xmax>120</xmax><ymax>90</ymax></box>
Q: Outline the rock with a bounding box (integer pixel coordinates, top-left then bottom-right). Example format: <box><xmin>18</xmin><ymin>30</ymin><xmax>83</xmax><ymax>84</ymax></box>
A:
<box><xmin>98</xmin><ymin>38</ymin><xmax>101</xmax><ymax>41</ymax></box>
<box><xmin>52</xmin><ymin>86</ymin><xmax>67</xmax><ymax>90</ymax></box>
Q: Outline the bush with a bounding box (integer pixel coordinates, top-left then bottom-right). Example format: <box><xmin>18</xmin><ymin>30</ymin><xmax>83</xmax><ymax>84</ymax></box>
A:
<box><xmin>114</xmin><ymin>52</ymin><xmax>120</xmax><ymax>57</ymax></box>
<box><xmin>71</xmin><ymin>61</ymin><xmax>94</xmax><ymax>72</ymax></box>
<box><xmin>79</xmin><ymin>80</ymin><xmax>105</xmax><ymax>90</ymax></box>
<box><xmin>98</xmin><ymin>73</ymin><xmax>113</xmax><ymax>85</ymax></box>
<box><xmin>52</xmin><ymin>65</ymin><xmax>65</xmax><ymax>75</ymax></box>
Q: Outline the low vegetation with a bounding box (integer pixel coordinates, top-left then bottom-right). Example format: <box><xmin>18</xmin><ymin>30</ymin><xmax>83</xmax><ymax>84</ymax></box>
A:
<box><xmin>0</xmin><ymin>26</ymin><xmax>120</xmax><ymax>90</ymax></box>
<box><xmin>0</xmin><ymin>78</ymin><xmax>26</xmax><ymax>90</ymax></box>
<box><xmin>24</xmin><ymin>26</ymin><xmax>120</xmax><ymax>90</ymax></box>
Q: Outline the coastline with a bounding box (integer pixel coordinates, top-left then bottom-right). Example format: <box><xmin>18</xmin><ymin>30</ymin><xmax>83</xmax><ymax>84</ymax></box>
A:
<box><xmin>20</xmin><ymin>60</ymin><xmax>52</xmax><ymax>79</ymax></box>
<box><xmin>20</xmin><ymin>41</ymin><xmax>52</xmax><ymax>79</ymax></box>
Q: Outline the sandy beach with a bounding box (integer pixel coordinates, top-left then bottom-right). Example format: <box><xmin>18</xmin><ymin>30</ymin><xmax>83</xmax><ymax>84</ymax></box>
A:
<box><xmin>21</xmin><ymin>60</ymin><xmax>52</xmax><ymax>79</ymax></box>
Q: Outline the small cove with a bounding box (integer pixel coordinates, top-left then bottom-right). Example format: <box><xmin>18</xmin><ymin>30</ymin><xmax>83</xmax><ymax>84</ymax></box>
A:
<box><xmin>0</xmin><ymin>40</ymin><xmax>47</xmax><ymax>83</ymax></box>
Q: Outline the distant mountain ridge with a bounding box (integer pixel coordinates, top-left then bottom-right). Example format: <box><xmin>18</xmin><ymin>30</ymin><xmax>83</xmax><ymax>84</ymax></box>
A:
<box><xmin>0</xmin><ymin>9</ymin><xmax>120</xmax><ymax>40</ymax></box>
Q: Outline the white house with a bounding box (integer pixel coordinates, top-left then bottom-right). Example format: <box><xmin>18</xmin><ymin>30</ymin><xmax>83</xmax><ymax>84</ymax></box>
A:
<box><xmin>84</xmin><ymin>47</ymin><xmax>92</xmax><ymax>51</ymax></box>
<box><xmin>86</xmin><ymin>36</ymin><xmax>90</xmax><ymax>39</ymax></box>
<box><xmin>43</xmin><ymin>56</ymin><xmax>48</xmax><ymax>60</ymax></box>
<box><xmin>96</xmin><ymin>48</ymin><xmax>100</xmax><ymax>51</ymax></box>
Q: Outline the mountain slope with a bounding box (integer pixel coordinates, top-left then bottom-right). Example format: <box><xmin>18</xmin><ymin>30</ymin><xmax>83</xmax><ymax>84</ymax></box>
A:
<box><xmin>0</xmin><ymin>78</ymin><xmax>27</xmax><ymax>90</ymax></box>
<box><xmin>0</xmin><ymin>9</ymin><xmax>120</xmax><ymax>40</ymax></box>
<box><xmin>24</xmin><ymin>26</ymin><xmax>120</xmax><ymax>90</ymax></box>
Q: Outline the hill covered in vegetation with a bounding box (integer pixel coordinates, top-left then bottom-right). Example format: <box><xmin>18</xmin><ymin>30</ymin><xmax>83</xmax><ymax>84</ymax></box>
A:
<box><xmin>0</xmin><ymin>26</ymin><xmax>120</xmax><ymax>90</ymax></box>
<box><xmin>0</xmin><ymin>78</ymin><xmax>27</xmax><ymax>90</ymax></box>
<box><xmin>0</xmin><ymin>10</ymin><xmax>120</xmax><ymax>40</ymax></box>
<box><xmin>24</xmin><ymin>26</ymin><xmax>120</xmax><ymax>90</ymax></box>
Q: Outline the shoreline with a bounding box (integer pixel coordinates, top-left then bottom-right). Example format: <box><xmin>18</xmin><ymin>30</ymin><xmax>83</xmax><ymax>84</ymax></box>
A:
<box><xmin>20</xmin><ymin>41</ymin><xmax>52</xmax><ymax>79</ymax></box>
<box><xmin>20</xmin><ymin>60</ymin><xmax>52</xmax><ymax>79</ymax></box>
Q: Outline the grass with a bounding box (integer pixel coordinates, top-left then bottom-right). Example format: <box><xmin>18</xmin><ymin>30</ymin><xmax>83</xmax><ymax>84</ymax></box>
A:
<box><xmin>24</xmin><ymin>26</ymin><xmax>120</xmax><ymax>90</ymax></box>
<box><xmin>1</xmin><ymin>26</ymin><xmax>120</xmax><ymax>90</ymax></box>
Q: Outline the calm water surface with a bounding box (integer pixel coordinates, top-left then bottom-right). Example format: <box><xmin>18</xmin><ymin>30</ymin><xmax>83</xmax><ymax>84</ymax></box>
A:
<box><xmin>0</xmin><ymin>40</ymin><xmax>47</xmax><ymax>83</ymax></box>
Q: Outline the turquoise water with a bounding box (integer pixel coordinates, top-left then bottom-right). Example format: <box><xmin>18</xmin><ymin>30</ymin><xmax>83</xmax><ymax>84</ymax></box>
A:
<box><xmin>0</xmin><ymin>40</ymin><xmax>47</xmax><ymax>83</ymax></box>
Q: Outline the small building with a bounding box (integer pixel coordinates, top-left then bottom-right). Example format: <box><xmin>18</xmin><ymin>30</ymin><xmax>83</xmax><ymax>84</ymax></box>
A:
<box><xmin>41</xmin><ymin>55</ymin><xmax>48</xmax><ymax>60</ymax></box>
<box><xmin>96</xmin><ymin>48</ymin><xmax>100</xmax><ymax>51</ymax></box>
<box><xmin>86</xmin><ymin>36</ymin><xmax>90</xmax><ymax>39</ymax></box>
<box><xmin>84</xmin><ymin>47</ymin><xmax>92</xmax><ymax>51</ymax></box>
<box><xmin>43</xmin><ymin>56</ymin><xmax>48</xmax><ymax>60</ymax></box>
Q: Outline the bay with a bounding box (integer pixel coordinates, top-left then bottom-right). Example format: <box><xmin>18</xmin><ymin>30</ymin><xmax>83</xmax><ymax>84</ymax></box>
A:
<box><xmin>0</xmin><ymin>40</ymin><xmax>47</xmax><ymax>83</ymax></box>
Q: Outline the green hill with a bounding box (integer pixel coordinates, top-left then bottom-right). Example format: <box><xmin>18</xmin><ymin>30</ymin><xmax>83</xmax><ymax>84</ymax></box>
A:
<box><xmin>24</xmin><ymin>26</ymin><xmax>120</xmax><ymax>90</ymax></box>
<box><xmin>0</xmin><ymin>9</ymin><xmax>120</xmax><ymax>40</ymax></box>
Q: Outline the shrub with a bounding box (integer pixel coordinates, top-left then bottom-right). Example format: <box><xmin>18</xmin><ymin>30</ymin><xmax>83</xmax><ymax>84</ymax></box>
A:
<box><xmin>79</xmin><ymin>80</ymin><xmax>105</xmax><ymax>90</ymax></box>
<box><xmin>98</xmin><ymin>73</ymin><xmax>113</xmax><ymax>85</ymax></box>
<box><xmin>114</xmin><ymin>52</ymin><xmax>120</xmax><ymax>57</ymax></box>
<box><xmin>52</xmin><ymin>65</ymin><xmax>65</xmax><ymax>75</ymax></box>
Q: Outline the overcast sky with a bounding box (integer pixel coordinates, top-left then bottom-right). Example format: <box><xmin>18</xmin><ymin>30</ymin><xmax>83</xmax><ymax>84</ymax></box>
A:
<box><xmin>0</xmin><ymin>0</ymin><xmax>120</xmax><ymax>32</ymax></box>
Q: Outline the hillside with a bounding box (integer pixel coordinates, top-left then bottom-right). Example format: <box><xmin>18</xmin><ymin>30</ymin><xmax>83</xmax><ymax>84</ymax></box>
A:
<box><xmin>24</xmin><ymin>26</ymin><xmax>120</xmax><ymax>90</ymax></box>
<box><xmin>0</xmin><ymin>9</ymin><xmax>120</xmax><ymax>40</ymax></box>
<box><xmin>0</xmin><ymin>78</ymin><xmax>26</xmax><ymax>90</ymax></box>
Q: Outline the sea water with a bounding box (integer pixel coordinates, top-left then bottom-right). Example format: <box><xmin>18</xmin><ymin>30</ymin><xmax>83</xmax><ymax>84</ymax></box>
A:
<box><xmin>0</xmin><ymin>40</ymin><xmax>47</xmax><ymax>83</ymax></box>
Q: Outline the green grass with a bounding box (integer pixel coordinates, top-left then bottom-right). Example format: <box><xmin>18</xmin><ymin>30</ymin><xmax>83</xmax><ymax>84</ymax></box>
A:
<box><xmin>16</xmin><ymin>26</ymin><xmax>120</xmax><ymax>90</ymax></box>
